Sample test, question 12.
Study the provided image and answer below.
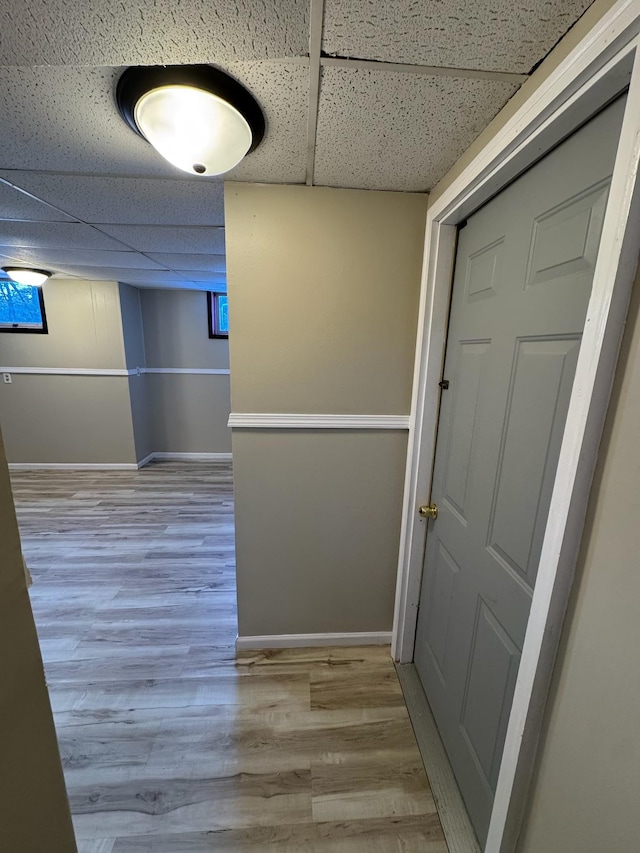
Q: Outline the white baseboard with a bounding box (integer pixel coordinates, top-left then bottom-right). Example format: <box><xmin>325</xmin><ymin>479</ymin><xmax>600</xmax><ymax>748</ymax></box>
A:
<box><xmin>235</xmin><ymin>632</ymin><xmax>392</xmax><ymax>650</ymax></box>
<box><xmin>9</xmin><ymin>453</ymin><xmax>232</xmax><ymax>471</ymax></box>
<box><xmin>146</xmin><ymin>452</ymin><xmax>232</xmax><ymax>463</ymax></box>
<box><xmin>136</xmin><ymin>453</ymin><xmax>156</xmax><ymax>469</ymax></box>
<box><xmin>8</xmin><ymin>462</ymin><xmax>139</xmax><ymax>471</ymax></box>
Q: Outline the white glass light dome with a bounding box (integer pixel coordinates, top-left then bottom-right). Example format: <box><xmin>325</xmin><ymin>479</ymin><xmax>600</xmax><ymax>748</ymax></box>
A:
<box><xmin>134</xmin><ymin>85</ymin><xmax>253</xmax><ymax>176</ymax></box>
<box><xmin>3</xmin><ymin>268</ymin><xmax>51</xmax><ymax>287</ymax></box>
<box><xmin>117</xmin><ymin>66</ymin><xmax>265</xmax><ymax>178</ymax></box>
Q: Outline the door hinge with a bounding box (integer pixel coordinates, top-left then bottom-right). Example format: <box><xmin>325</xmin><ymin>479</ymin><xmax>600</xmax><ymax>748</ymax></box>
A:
<box><xmin>438</xmin><ymin>379</ymin><xmax>450</xmax><ymax>390</ymax></box>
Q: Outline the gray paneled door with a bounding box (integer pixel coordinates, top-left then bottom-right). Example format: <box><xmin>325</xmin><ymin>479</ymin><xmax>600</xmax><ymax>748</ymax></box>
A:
<box><xmin>414</xmin><ymin>96</ymin><xmax>625</xmax><ymax>845</ymax></box>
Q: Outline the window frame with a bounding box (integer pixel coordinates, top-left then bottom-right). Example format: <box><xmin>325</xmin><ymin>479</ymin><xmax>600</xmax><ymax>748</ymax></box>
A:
<box><xmin>207</xmin><ymin>291</ymin><xmax>229</xmax><ymax>339</ymax></box>
<box><xmin>0</xmin><ymin>281</ymin><xmax>48</xmax><ymax>335</ymax></box>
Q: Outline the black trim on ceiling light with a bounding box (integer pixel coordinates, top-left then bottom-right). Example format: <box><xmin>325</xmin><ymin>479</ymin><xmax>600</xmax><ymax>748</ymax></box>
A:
<box><xmin>116</xmin><ymin>64</ymin><xmax>266</xmax><ymax>154</ymax></box>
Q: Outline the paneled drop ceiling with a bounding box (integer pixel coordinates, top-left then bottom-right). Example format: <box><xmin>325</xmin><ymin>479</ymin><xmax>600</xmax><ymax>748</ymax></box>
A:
<box><xmin>0</xmin><ymin>0</ymin><xmax>594</xmax><ymax>290</ymax></box>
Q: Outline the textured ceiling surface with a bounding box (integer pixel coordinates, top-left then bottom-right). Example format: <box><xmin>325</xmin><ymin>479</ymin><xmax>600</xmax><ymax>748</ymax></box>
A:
<box><xmin>322</xmin><ymin>0</ymin><xmax>594</xmax><ymax>73</ymax></box>
<box><xmin>92</xmin><ymin>226</ymin><xmax>227</xmax><ymax>255</ymax></box>
<box><xmin>0</xmin><ymin>222</ymin><xmax>131</xmax><ymax>251</ymax></box>
<box><xmin>0</xmin><ymin>0</ymin><xmax>594</xmax><ymax>290</ymax></box>
<box><xmin>314</xmin><ymin>68</ymin><xmax>519</xmax><ymax>192</ymax></box>
<box><xmin>0</xmin><ymin>64</ymin><xmax>309</xmax><ymax>182</ymax></box>
<box><xmin>0</xmin><ymin>0</ymin><xmax>309</xmax><ymax>65</ymax></box>
<box><xmin>0</xmin><ymin>173</ymin><xmax>226</xmax><ymax>226</ymax></box>
<box><xmin>0</xmin><ymin>182</ymin><xmax>74</xmax><ymax>222</ymax></box>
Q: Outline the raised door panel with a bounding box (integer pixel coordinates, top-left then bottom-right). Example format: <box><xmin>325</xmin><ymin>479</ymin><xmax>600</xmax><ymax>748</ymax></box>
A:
<box><xmin>487</xmin><ymin>337</ymin><xmax>582</xmax><ymax>587</ymax></box>
<box><xmin>442</xmin><ymin>341</ymin><xmax>490</xmax><ymax>523</ymax></box>
<box><xmin>525</xmin><ymin>180</ymin><xmax>610</xmax><ymax>288</ymax></box>
<box><xmin>422</xmin><ymin>542</ymin><xmax>461</xmax><ymax>686</ymax></box>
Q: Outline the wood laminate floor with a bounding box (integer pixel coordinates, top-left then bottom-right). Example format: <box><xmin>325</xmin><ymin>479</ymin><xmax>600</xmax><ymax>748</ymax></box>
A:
<box><xmin>11</xmin><ymin>462</ymin><xmax>448</xmax><ymax>853</ymax></box>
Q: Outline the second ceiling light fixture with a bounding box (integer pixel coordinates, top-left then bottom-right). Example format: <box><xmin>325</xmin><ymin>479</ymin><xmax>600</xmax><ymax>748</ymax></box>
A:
<box><xmin>117</xmin><ymin>65</ymin><xmax>265</xmax><ymax>177</ymax></box>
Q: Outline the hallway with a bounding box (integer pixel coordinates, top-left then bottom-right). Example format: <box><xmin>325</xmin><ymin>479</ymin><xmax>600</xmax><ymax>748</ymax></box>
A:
<box><xmin>12</xmin><ymin>462</ymin><xmax>447</xmax><ymax>852</ymax></box>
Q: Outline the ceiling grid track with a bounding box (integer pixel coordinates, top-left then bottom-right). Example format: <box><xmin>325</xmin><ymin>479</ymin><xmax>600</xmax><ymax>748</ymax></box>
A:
<box><xmin>0</xmin><ymin>1</ymin><xmax>596</xmax><ymax>287</ymax></box>
<box><xmin>306</xmin><ymin>0</ymin><xmax>326</xmax><ymax>186</ymax></box>
<box><xmin>320</xmin><ymin>56</ymin><xmax>528</xmax><ymax>85</ymax></box>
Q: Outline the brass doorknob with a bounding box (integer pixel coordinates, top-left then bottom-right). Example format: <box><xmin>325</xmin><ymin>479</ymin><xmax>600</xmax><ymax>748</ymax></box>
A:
<box><xmin>418</xmin><ymin>503</ymin><xmax>439</xmax><ymax>520</ymax></box>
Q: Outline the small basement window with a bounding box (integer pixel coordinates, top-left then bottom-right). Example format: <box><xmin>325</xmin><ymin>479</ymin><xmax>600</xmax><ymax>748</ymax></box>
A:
<box><xmin>0</xmin><ymin>279</ymin><xmax>48</xmax><ymax>333</ymax></box>
<box><xmin>208</xmin><ymin>292</ymin><xmax>229</xmax><ymax>338</ymax></box>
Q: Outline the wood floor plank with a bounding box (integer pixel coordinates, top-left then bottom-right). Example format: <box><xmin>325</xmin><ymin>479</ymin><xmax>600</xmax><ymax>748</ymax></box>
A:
<box><xmin>110</xmin><ymin>815</ymin><xmax>448</xmax><ymax>852</ymax></box>
<box><xmin>76</xmin><ymin>840</ymin><xmax>115</xmax><ymax>853</ymax></box>
<box><xmin>10</xmin><ymin>462</ymin><xmax>447</xmax><ymax>852</ymax></box>
<box><xmin>310</xmin><ymin>666</ymin><xmax>406</xmax><ymax>710</ymax></box>
<box><xmin>49</xmin><ymin>673</ymin><xmax>311</xmax><ymax>713</ymax></box>
<box><xmin>311</xmin><ymin>754</ymin><xmax>437</xmax><ymax>822</ymax></box>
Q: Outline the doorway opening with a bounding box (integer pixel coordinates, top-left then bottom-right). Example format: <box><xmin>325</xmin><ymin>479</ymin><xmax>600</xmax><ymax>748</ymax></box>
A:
<box><xmin>394</xmin><ymin>16</ymin><xmax>640</xmax><ymax>853</ymax></box>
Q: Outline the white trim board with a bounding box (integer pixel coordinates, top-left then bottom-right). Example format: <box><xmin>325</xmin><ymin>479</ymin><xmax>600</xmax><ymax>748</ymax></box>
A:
<box><xmin>136</xmin><ymin>453</ymin><xmax>156</xmax><ymax>469</ymax></box>
<box><xmin>0</xmin><ymin>366</ymin><xmax>230</xmax><ymax>377</ymax></box>
<box><xmin>392</xmin><ymin>3</ymin><xmax>640</xmax><ymax>852</ymax></box>
<box><xmin>9</xmin><ymin>453</ymin><xmax>233</xmax><ymax>471</ymax></box>
<box><xmin>142</xmin><ymin>368</ymin><xmax>230</xmax><ymax>375</ymax></box>
<box><xmin>0</xmin><ymin>366</ymin><xmax>135</xmax><ymax>377</ymax></box>
<box><xmin>228</xmin><ymin>413</ymin><xmax>410</xmax><ymax>429</ymax></box>
<box><xmin>8</xmin><ymin>462</ymin><xmax>139</xmax><ymax>471</ymax></box>
<box><xmin>145</xmin><ymin>452</ymin><xmax>232</xmax><ymax>463</ymax></box>
<box><xmin>236</xmin><ymin>632</ymin><xmax>392</xmax><ymax>650</ymax></box>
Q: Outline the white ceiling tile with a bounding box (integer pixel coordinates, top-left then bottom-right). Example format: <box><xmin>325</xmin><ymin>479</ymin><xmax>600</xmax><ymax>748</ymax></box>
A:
<box><xmin>92</xmin><ymin>225</ymin><xmax>226</xmax><ymax>254</ymax></box>
<box><xmin>322</xmin><ymin>0</ymin><xmax>593</xmax><ymax>74</ymax></box>
<box><xmin>44</xmin><ymin>266</ymin><xmax>186</xmax><ymax>284</ymax></box>
<box><xmin>0</xmin><ymin>173</ymin><xmax>226</xmax><ymax>226</ymax></box>
<box><xmin>0</xmin><ymin>64</ymin><xmax>304</xmax><ymax>180</ymax></box>
<box><xmin>171</xmin><ymin>270</ymin><xmax>226</xmax><ymax>283</ymax></box>
<box><xmin>145</xmin><ymin>253</ymin><xmax>226</xmax><ymax>272</ymax></box>
<box><xmin>0</xmin><ymin>247</ymin><xmax>165</xmax><ymax>270</ymax></box>
<box><xmin>0</xmin><ymin>252</ymin><xmax>30</xmax><ymax>268</ymax></box>
<box><xmin>225</xmin><ymin>62</ymin><xmax>309</xmax><ymax>184</ymax></box>
<box><xmin>0</xmin><ymin>221</ymin><xmax>128</xmax><ymax>250</ymax></box>
<box><xmin>135</xmin><ymin>280</ymin><xmax>226</xmax><ymax>292</ymax></box>
<box><xmin>0</xmin><ymin>181</ymin><xmax>74</xmax><ymax>222</ymax></box>
<box><xmin>0</xmin><ymin>0</ymin><xmax>309</xmax><ymax>65</ymax></box>
<box><xmin>314</xmin><ymin>67</ymin><xmax>519</xmax><ymax>192</ymax></box>
<box><xmin>0</xmin><ymin>67</ymin><xmax>166</xmax><ymax>176</ymax></box>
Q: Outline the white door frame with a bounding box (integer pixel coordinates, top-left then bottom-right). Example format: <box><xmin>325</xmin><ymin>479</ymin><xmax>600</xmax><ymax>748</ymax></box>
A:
<box><xmin>392</xmin><ymin>1</ymin><xmax>640</xmax><ymax>850</ymax></box>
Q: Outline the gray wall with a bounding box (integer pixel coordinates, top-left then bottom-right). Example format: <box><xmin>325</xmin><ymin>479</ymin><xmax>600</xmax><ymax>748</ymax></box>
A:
<box><xmin>0</xmin><ymin>375</ymin><xmax>138</xmax><ymax>464</ymax></box>
<box><xmin>225</xmin><ymin>183</ymin><xmax>428</xmax><ymax>637</ymax></box>
<box><xmin>141</xmin><ymin>288</ymin><xmax>229</xmax><ymax>369</ymax></box>
<box><xmin>0</xmin><ymin>426</ymin><xmax>77</xmax><ymax>851</ymax></box>
<box><xmin>0</xmin><ymin>278</ymin><xmax>126</xmax><ymax>369</ymax></box>
<box><xmin>226</xmin><ymin>184</ymin><xmax>423</xmax><ymax>414</ymax></box>
<box><xmin>0</xmin><ymin>279</ymin><xmax>137</xmax><ymax>464</ymax></box>
<box><xmin>118</xmin><ymin>283</ymin><xmax>153</xmax><ymax>462</ymax></box>
<box><xmin>0</xmin><ymin>281</ymin><xmax>231</xmax><ymax>464</ymax></box>
<box><xmin>139</xmin><ymin>288</ymin><xmax>231</xmax><ymax>455</ymax></box>
<box><xmin>119</xmin><ymin>282</ymin><xmax>146</xmax><ymax>370</ymax></box>
<box><xmin>146</xmin><ymin>373</ymin><xmax>231</xmax><ymax>454</ymax></box>
<box><xmin>233</xmin><ymin>429</ymin><xmax>409</xmax><ymax>635</ymax></box>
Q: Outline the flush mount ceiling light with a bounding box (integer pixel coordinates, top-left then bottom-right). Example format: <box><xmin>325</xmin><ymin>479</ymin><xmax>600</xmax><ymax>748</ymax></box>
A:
<box><xmin>2</xmin><ymin>267</ymin><xmax>52</xmax><ymax>287</ymax></box>
<box><xmin>117</xmin><ymin>65</ymin><xmax>266</xmax><ymax>177</ymax></box>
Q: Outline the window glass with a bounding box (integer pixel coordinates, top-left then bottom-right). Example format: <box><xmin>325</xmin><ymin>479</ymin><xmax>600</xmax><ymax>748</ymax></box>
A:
<box><xmin>208</xmin><ymin>292</ymin><xmax>229</xmax><ymax>338</ymax></box>
<box><xmin>0</xmin><ymin>280</ymin><xmax>47</xmax><ymax>332</ymax></box>
<box><xmin>217</xmin><ymin>294</ymin><xmax>229</xmax><ymax>334</ymax></box>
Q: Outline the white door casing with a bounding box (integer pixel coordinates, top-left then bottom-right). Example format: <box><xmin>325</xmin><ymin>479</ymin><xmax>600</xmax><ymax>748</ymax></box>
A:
<box><xmin>392</xmin><ymin>2</ymin><xmax>640</xmax><ymax>851</ymax></box>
